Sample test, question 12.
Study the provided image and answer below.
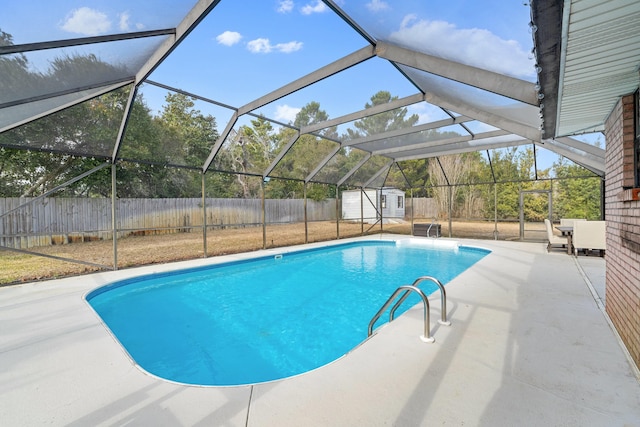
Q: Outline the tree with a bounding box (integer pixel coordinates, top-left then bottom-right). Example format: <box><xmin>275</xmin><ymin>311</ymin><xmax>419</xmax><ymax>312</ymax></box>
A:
<box><xmin>266</xmin><ymin>102</ymin><xmax>338</xmax><ymax>199</ymax></box>
<box><xmin>342</xmin><ymin>91</ymin><xmax>420</xmax><ymax>189</ymax></box>
<box><xmin>553</xmin><ymin>159</ymin><xmax>601</xmax><ymax>219</ymax></box>
<box><xmin>346</xmin><ymin>91</ymin><xmax>419</xmax><ymax>138</ymax></box>
<box><xmin>427</xmin><ymin>153</ymin><xmax>482</xmax><ymax>219</ymax></box>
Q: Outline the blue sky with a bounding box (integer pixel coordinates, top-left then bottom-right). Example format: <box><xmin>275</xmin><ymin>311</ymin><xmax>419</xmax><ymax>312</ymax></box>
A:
<box><xmin>5</xmin><ymin>0</ymin><xmax>536</xmax><ymax>124</ymax></box>
<box><xmin>145</xmin><ymin>0</ymin><xmax>537</xmax><ymax>125</ymax></box>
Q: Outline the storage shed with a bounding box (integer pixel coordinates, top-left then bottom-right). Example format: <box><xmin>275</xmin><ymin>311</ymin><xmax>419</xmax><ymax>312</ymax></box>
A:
<box><xmin>342</xmin><ymin>188</ymin><xmax>405</xmax><ymax>223</ymax></box>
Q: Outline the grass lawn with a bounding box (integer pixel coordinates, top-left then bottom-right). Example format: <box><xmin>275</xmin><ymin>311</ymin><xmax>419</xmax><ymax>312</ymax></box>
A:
<box><xmin>0</xmin><ymin>220</ymin><xmax>524</xmax><ymax>286</ymax></box>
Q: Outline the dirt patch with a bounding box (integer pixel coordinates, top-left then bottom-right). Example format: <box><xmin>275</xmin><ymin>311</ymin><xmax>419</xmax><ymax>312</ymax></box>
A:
<box><xmin>0</xmin><ymin>220</ymin><xmax>521</xmax><ymax>286</ymax></box>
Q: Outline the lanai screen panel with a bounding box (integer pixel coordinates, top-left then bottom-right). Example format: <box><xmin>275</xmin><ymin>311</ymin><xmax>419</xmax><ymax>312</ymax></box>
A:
<box><xmin>0</xmin><ymin>86</ymin><xmax>132</xmax><ymax>158</ymax></box>
<box><xmin>209</xmin><ymin>122</ymin><xmax>275</xmax><ymax>177</ymax></box>
<box><xmin>119</xmin><ymin>85</ymin><xmax>228</xmax><ymax>168</ymax></box>
<box><xmin>1</xmin><ymin>1</ymin><xmax>193</xmax><ymax>136</ymax></box>
<box><xmin>269</xmin><ymin>136</ymin><xmax>340</xmax><ymax>181</ymax></box>
<box><xmin>0</xmin><ymin>83</ymin><xmax>126</xmax><ymax>132</ymax></box>
<box><xmin>401</xmin><ymin>67</ymin><xmax>540</xmax><ymax>131</ymax></box>
<box><xmin>334</xmin><ymin>0</ymin><xmax>536</xmax><ymax>81</ymax></box>
<box><xmin>2</xmin><ymin>37</ymin><xmax>166</xmax><ymax>103</ymax></box>
<box><xmin>311</xmin><ymin>146</ymin><xmax>369</xmax><ymax>185</ymax></box>
<box><xmin>344</xmin><ymin>155</ymin><xmax>391</xmax><ymax>187</ymax></box>
<box><xmin>1</xmin><ymin>1</ymin><xmax>195</xmax><ymax>44</ymax></box>
<box><xmin>351</xmin><ymin>123</ymin><xmax>466</xmax><ymax>155</ymax></box>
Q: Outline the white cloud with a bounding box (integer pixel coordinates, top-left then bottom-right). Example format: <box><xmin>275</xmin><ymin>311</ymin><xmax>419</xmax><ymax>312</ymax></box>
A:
<box><xmin>407</xmin><ymin>103</ymin><xmax>441</xmax><ymax>125</ymax></box>
<box><xmin>61</xmin><ymin>7</ymin><xmax>111</xmax><ymax>36</ymax></box>
<box><xmin>247</xmin><ymin>38</ymin><xmax>302</xmax><ymax>53</ymax></box>
<box><xmin>274</xmin><ymin>104</ymin><xmax>301</xmax><ymax>123</ymax></box>
<box><xmin>119</xmin><ymin>12</ymin><xmax>130</xmax><ymax>31</ymax></box>
<box><xmin>118</xmin><ymin>12</ymin><xmax>144</xmax><ymax>32</ymax></box>
<box><xmin>390</xmin><ymin>16</ymin><xmax>534</xmax><ymax>79</ymax></box>
<box><xmin>367</xmin><ymin>0</ymin><xmax>389</xmax><ymax>12</ymax></box>
<box><xmin>278</xmin><ymin>0</ymin><xmax>294</xmax><ymax>13</ymax></box>
<box><xmin>216</xmin><ymin>31</ymin><xmax>242</xmax><ymax>46</ymax></box>
<box><xmin>301</xmin><ymin>0</ymin><xmax>327</xmax><ymax>15</ymax></box>
<box><xmin>275</xmin><ymin>41</ymin><xmax>303</xmax><ymax>53</ymax></box>
<box><xmin>247</xmin><ymin>38</ymin><xmax>272</xmax><ymax>53</ymax></box>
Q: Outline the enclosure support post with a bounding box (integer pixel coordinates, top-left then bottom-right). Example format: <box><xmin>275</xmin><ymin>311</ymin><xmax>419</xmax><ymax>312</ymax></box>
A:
<box><xmin>380</xmin><ymin>189</ymin><xmax>384</xmax><ymax>233</ymax></box>
<box><xmin>360</xmin><ymin>188</ymin><xmax>364</xmax><ymax>234</ymax></box>
<box><xmin>111</xmin><ymin>162</ymin><xmax>118</xmax><ymax>270</ymax></box>
<box><xmin>262</xmin><ymin>180</ymin><xmax>267</xmax><ymax>249</ymax></box>
<box><xmin>202</xmin><ymin>172</ymin><xmax>207</xmax><ymax>257</ymax></box>
<box><xmin>519</xmin><ymin>191</ymin><xmax>524</xmax><ymax>240</ymax></box>
<box><xmin>336</xmin><ymin>185</ymin><xmax>340</xmax><ymax>239</ymax></box>
<box><xmin>448</xmin><ymin>185</ymin><xmax>452</xmax><ymax>238</ymax></box>
<box><xmin>410</xmin><ymin>188</ymin><xmax>414</xmax><ymax>235</ymax></box>
<box><xmin>493</xmin><ymin>183</ymin><xmax>498</xmax><ymax>240</ymax></box>
<box><xmin>600</xmin><ymin>178</ymin><xmax>606</xmax><ymax>220</ymax></box>
<box><xmin>303</xmin><ymin>182</ymin><xmax>308</xmax><ymax>244</ymax></box>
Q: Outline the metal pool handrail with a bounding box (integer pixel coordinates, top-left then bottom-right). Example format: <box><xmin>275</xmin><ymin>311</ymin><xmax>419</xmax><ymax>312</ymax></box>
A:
<box><xmin>368</xmin><ymin>276</ymin><xmax>451</xmax><ymax>343</ymax></box>
<box><xmin>390</xmin><ymin>276</ymin><xmax>450</xmax><ymax>327</ymax></box>
<box><xmin>368</xmin><ymin>285</ymin><xmax>435</xmax><ymax>343</ymax></box>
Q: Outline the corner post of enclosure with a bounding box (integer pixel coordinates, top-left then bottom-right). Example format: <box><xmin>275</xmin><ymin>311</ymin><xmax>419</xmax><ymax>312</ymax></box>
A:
<box><xmin>111</xmin><ymin>162</ymin><xmax>118</xmax><ymax>270</ymax></box>
<box><xmin>336</xmin><ymin>185</ymin><xmax>340</xmax><ymax>239</ymax></box>
<box><xmin>600</xmin><ymin>178</ymin><xmax>606</xmax><ymax>220</ymax></box>
<box><xmin>447</xmin><ymin>185</ymin><xmax>452</xmax><ymax>238</ymax></box>
<box><xmin>262</xmin><ymin>179</ymin><xmax>267</xmax><ymax>249</ymax></box>
<box><xmin>303</xmin><ymin>182</ymin><xmax>308</xmax><ymax>244</ymax></box>
<box><xmin>202</xmin><ymin>172</ymin><xmax>207</xmax><ymax>257</ymax></box>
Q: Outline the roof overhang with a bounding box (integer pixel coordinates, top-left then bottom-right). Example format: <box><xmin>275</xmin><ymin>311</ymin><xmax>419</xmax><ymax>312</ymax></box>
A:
<box><xmin>533</xmin><ymin>0</ymin><xmax>640</xmax><ymax>138</ymax></box>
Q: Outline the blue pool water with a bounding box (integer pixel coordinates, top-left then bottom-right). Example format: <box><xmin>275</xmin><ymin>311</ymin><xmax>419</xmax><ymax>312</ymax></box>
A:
<box><xmin>87</xmin><ymin>240</ymin><xmax>489</xmax><ymax>386</ymax></box>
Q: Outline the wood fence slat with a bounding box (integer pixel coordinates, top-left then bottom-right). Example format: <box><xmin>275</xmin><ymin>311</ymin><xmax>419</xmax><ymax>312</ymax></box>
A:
<box><xmin>1</xmin><ymin>196</ymin><xmax>422</xmax><ymax>249</ymax></box>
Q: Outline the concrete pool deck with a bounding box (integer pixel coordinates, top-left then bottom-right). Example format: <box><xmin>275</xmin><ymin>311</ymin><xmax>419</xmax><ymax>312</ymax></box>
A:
<box><xmin>1</xmin><ymin>235</ymin><xmax>639</xmax><ymax>426</ymax></box>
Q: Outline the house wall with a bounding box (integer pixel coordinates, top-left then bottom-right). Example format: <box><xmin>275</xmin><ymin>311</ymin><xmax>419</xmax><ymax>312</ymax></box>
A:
<box><xmin>604</xmin><ymin>93</ymin><xmax>640</xmax><ymax>369</ymax></box>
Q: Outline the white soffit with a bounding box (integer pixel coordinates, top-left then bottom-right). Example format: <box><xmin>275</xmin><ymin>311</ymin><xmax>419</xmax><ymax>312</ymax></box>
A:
<box><xmin>557</xmin><ymin>0</ymin><xmax>640</xmax><ymax>136</ymax></box>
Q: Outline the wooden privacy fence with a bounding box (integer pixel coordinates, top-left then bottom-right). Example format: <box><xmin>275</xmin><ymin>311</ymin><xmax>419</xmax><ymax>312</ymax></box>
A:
<box><xmin>409</xmin><ymin>197</ymin><xmax>439</xmax><ymax>219</ymax></box>
<box><xmin>0</xmin><ymin>197</ymin><xmax>437</xmax><ymax>249</ymax></box>
<box><xmin>0</xmin><ymin>197</ymin><xmax>337</xmax><ymax>249</ymax></box>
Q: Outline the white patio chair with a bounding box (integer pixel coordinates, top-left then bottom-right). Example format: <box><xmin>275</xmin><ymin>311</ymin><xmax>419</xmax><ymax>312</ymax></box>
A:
<box><xmin>544</xmin><ymin>219</ymin><xmax>567</xmax><ymax>252</ymax></box>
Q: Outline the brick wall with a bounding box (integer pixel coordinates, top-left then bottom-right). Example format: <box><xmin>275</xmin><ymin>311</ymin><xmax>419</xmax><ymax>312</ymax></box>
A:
<box><xmin>604</xmin><ymin>94</ymin><xmax>640</xmax><ymax>369</ymax></box>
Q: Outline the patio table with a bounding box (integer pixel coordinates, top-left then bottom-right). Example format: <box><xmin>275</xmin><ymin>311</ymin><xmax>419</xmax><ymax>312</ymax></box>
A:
<box><xmin>556</xmin><ymin>226</ymin><xmax>573</xmax><ymax>255</ymax></box>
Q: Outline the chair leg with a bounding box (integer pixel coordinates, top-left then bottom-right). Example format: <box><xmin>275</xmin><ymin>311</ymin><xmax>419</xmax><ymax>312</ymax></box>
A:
<box><xmin>547</xmin><ymin>242</ymin><xmax>551</xmax><ymax>252</ymax></box>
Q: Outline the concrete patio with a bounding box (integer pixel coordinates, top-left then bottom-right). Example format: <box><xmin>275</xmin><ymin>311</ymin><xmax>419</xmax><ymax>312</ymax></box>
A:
<box><xmin>1</xmin><ymin>236</ymin><xmax>638</xmax><ymax>426</ymax></box>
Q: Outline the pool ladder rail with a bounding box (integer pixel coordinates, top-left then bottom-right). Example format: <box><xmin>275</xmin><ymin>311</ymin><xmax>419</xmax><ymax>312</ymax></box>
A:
<box><xmin>368</xmin><ymin>276</ymin><xmax>450</xmax><ymax>343</ymax></box>
<box><xmin>427</xmin><ymin>216</ymin><xmax>440</xmax><ymax>238</ymax></box>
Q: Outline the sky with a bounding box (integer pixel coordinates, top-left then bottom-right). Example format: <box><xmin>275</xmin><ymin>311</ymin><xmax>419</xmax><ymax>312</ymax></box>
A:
<box><xmin>2</xmin><ymin>0</ymin><xmax>603</xmax><ymax>169</ymax></box>
<box><xmin>2</xmin><ymin>0</ymin><xmax>536</xmax><ymax>122</ymax></box>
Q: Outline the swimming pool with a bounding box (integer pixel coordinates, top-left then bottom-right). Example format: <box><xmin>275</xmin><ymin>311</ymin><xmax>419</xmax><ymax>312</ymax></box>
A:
<box><xmin>87</xmin><ymin>239</ymin><xmax>489</xmax><ymax>386</ymax></box>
